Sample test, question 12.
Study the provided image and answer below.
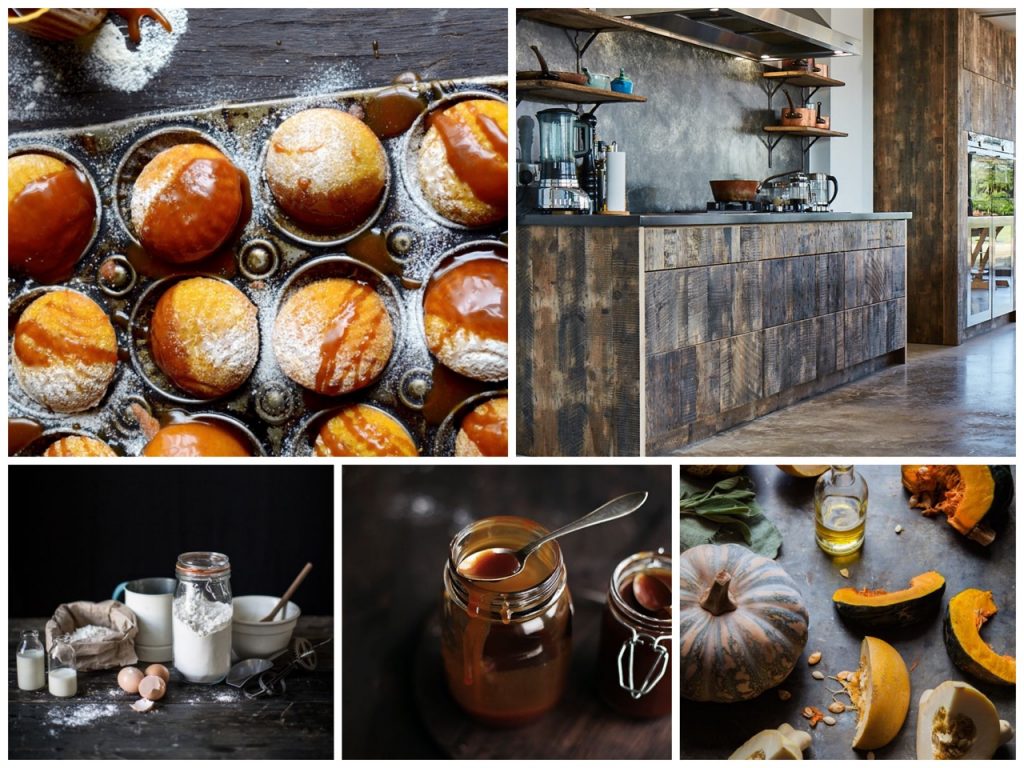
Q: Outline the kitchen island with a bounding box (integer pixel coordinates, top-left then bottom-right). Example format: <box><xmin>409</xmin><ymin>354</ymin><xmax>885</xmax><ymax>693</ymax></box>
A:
<box><xmin>517</xmin><ymin>212</ymin><xmax>912</xmax><ymax>456</ymax></box>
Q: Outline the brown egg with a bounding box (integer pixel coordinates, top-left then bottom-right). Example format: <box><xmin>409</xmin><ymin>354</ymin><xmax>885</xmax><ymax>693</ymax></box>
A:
<box><xmin>43</xmin><ymin>435</ymin><xmax>117</xmax><ymax>457</ymax></box>
<box><xmin>149</xmin><ymin>277</ymin><xmax>259</xmax><ymax>397</ymax></box>
<box><xmin>455</xmin><ymin>397</ymin><xmax>508</xmax><ymax>457</ymax></box>
<box><xmin>418</xmin><ymin>99</ymin><xmax>507</xmax><ymax>227</ymax></box>
<box><xmin>272</xmin><ymin>278</ymin><xmax>394</xmax><ymax>396</ymax></box>
<box><xmin>314</xmin><ymin>404</ymin><xmax>418</xmax><ymax>457</ymax></box>
<box><xmin>142</xmin><ymin>422</ymin><xmax>252</xmax><ymax>457</ymax></box>
<box><xmin>8</xmin><ymin>153</ymin><xmax>97</xmax><ymax>282</ymax></box>
<box><xmin>12</xmin><ymin>290</ymin><xmax>118</xmax><ymax>413</ymax></box>
<box><xmin>423</xmin><ymin>253</ymin><xmax>508</xmax><ymax>381</ymax></box>
<box><xmin>139</xmin><ymin>675</ymin><xmax>167</xmax><ymax>701</ymax></box>
<box><xmin>130</xmin><ymin>143</ymin><xmax>249</xmax><ymax>264</ymax></box>
<box><xmin>144</xmin><ymin>664</ymin><xmax>170</xmax><ymax>683</ymax></box>
<box><xmin>264</xmin><ymin>108</ymin><xmax>387</xmax><ymax>232</ymax></box>
<box><xmin>118</xmin><ymin>666</ymin><xmax>145</xmax><ymax>694</ymax></box>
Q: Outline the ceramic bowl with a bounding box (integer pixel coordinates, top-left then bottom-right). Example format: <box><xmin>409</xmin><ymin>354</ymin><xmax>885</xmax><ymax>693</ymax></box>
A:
<box><xmin>231</xmin><ymin>595</ymin><xmax>301</xmax><ymax>659</ymax></box>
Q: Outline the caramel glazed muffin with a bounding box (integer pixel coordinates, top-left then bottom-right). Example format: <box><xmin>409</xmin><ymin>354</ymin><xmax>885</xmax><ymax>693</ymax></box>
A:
<box><xmin>455</xmin><ymin>396</ymin><xmax>508</xmax><ymax>457</ymax></box>
<box><xmin>12</xmin><ymin>290</ymin><xmax>118</xmax><ymax>413</ymax></box>
<box><xmin>43</xmin><ymin>435</ymin><xmax>117</xmax><ymax>457</ymax></box>
<box><xmin>314</xmin><ymin>403</ymin><xmax>418</xmax><ymax>457</ymax></box>
<box><xmin>264</xmin><ymin>108</ymin><xmax>388</xmax><ymax>233</ymax></box>
<box><xmin>149</xmin><ymin>277</ymin><xmax>259</xmax><ymax>398</ymax></box>
<box><xmin>273</xmin><ymin>278</ymin><xmax>394</xmax><ymax>396</ymax></box>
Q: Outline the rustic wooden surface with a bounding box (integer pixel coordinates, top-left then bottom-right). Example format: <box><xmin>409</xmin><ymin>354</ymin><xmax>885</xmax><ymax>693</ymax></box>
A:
<box><xmin>680</xmin><ymin>465</ymin><xmax>1016</xmax><ymax>760</ymax></box>
<box><xmin>643</xmin><ymin>220</ymin><xmax>908</xmax><ymax>453</ymax></box>
<box><xmin>517</xmin><ymin>226</ymin><xmax>641</xmax><ymax>456</ymax></box>
<box><xmin>342</xmin><ymin>465</ymin><xmax>672</xmax><ymax>759</ymax></box>
<box><xmin>8</xmin><ymin>616</ymin><xmax>333</xmax><ymax>759</ymax></box>
<box><xmin>8</xmin><ymin>8</ymin><xmax>509</xmax><ymax>131</ymax></box>
<box><xmin>874</xmin><ymin>9</ymin><xmax>1016</xmax><ymax>346</ymax></box>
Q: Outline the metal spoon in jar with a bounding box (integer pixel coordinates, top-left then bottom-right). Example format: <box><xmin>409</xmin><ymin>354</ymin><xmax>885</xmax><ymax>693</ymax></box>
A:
<box><xmin>456</xmin><ymin>491</ymin><xmax>649</xmax><ymax>582</ymax></box>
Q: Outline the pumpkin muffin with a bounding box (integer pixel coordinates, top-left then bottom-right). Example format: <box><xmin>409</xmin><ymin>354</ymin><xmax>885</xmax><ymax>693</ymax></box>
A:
<box><xmin>43</xmin><ymin>435</ymin><xmax>117</xmax><ymax>457</ymax></box>
<box><xmin>131</xmin><ymin>143</ymin><xmax>249</xmax><ymax>264</ymax></box>
<box><xmin>9</xmin><ymin>153</ymin><xmax>97</xmax><ymax>283</ymax></box>
<box><xmin>142</xmin><ymin>421</ymin><xmax>252</xmax><ymax>457</ymax></box>
<box><xmin>149</xmin><ymin>277</ymin><xmax>259</xmax><ymax>398</ymax></box>
<box><xmin>455</xmin><ymin>396</ymin><xmax>508</xmax><ymax>457</ymax></box>
<box><xmin>418</xmin><ymin>99</ymin><xmax>507</xmax><ymax>227</ymax></box>
<box><xmin>273</xmin><ymin>278</ymin><xmax>394</xmax><ymax>396</ymax></box>
<box><xmin>12</xmin><ymin>290</ymin><xmax>117</xmax><ymax>413</ymax></box>
<box><xmin>423</xmin><ymin>253</ymin><xmax>507</xmax><ymax>381</ymax></box>
<box><xmin>314</xmin><ymin>404</ymin><xmax>417</xmax><ymax>457</ymax></box>
<box><xmin>264</xmin><ymin>108</ymin><xmax>388</xmax><ymax>232</ymax></box>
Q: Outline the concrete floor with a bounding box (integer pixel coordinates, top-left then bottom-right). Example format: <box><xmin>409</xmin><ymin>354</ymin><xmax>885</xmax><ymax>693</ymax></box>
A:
<box><xmin>675</xmin><ymin>323</ymin><xmax>1015</xmax><ymax>457</ymax></box>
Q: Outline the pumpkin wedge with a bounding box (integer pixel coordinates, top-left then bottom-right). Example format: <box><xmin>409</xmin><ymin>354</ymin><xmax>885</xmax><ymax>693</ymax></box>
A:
<box><xmin>729</xmin><ymin>723</ymin><xmax>811</xmax><ymax>760</ymax></box>
<box><xmin>943</xmin><ymin>588</ymin><xmax>1016</xmax><ymax>685</ymax></box>
<box><xmin>916</xmin><ymin>681</ymin><xmax>1015</xmax><ymax>759</ymax></box>
<box><xmin>833</xmin><ymin>571</ymin><xmax>945</xmax><ymax>629</ymax></box>
<box><xmin>901</xmin><ymin>465</ymin><xmax>1013</xmax><ymax>545</ymax></box>
<box><xmin>848</xmin><ymin>636</ymin><xmax>910</xmax><ymax>750</ymax></box>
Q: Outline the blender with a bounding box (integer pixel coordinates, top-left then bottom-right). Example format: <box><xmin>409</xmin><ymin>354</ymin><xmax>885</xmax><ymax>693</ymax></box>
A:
<box><xmin>534</xmin><ymin>108</ymin><xmax>591</xmax><ymax>213</ymax></box>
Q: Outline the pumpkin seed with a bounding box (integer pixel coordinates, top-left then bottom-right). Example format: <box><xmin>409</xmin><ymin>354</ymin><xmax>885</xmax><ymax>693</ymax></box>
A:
<box><xmin>837</xmin><ymin>670</ymin><xmax>852</xmax><ymax>681</ymax></box>
<box><xmin>823</xmin><ymin>716</ymin><xmax>837</xmax><ymax>726</ymax></box>
<box><xmin>895</xmin><ymin>524</ymin><xmax>904</xmax><ymax>534</ymax></box>
<box><xmin>778</xmin><ymin>689</ymin><xmax>792</xmax><ymax>701</ymax></box>
<box><xmin>802</xmin><ymin>707</ymin><xmax>814</xmax><ymax>719</ymax></box>
<box><xmin>839</xmin><ymin>568</ymin><xmax>850</xmax><ymax>578</ymax></box>
<box><xmin>807</xmin><ymin>651</ymin><xmax>822</xmax><ymax>665</ymax></box>
<box><xmin>812</xmin><ymin>671</ymin><xmax>825</xmax><ymax>680</ymax></box>
<box><xmin>828</xmin><ymin>702</ymin><xmax>846</xmax><ymax>713</ymax></box>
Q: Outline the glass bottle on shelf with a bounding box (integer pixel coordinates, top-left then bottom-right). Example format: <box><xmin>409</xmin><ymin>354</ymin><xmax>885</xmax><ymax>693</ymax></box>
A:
<box><xmin>814</xmin><ymin>465</ymin><xmax>868</xmax><ymax>555</ymax></box>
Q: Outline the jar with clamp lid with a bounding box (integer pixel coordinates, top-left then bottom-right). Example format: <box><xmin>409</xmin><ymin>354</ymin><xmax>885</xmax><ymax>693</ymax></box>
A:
<box><xmin>173</xmin><ymin>551</ymin><xmax>233</xmax><ymax>684</ymax></box>
<box><xmin>441</xmin><ymin>516</ymin><xmax>573</xmax><ymax>726</ymax></box>
<box><xmin>597</xmin><ymin>551</ymin><xmax>672</xmax><ymax>718</ymax></box>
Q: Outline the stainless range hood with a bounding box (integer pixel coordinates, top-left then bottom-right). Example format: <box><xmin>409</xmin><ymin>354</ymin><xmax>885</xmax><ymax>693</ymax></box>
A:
<box><xmin>600</xmin><ymin>8</ymin><xmax>862</xmax><ymax>61</ymax></box>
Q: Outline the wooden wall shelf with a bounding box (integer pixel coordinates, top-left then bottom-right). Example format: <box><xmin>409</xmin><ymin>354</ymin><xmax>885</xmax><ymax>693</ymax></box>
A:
<box><xmin>763</xmin><ymin>126</ymin><xmax>848</xmax><ymax>137</ymax></box>
<box><xmin>763</xmin><ymin>70</ymin><xmax>846</xmax><ymax>89</ymax></box>
<box><xmin>517</xmin><ymin>80</ymin><xmax>647</xmax><ymax>105</ymax></box>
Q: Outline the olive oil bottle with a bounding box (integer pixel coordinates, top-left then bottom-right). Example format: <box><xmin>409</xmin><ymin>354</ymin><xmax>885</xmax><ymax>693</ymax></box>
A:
<box><xmin>814</xmin><ymin>465</ymin><xmax>868</xmax><ymax>555</ymax></box>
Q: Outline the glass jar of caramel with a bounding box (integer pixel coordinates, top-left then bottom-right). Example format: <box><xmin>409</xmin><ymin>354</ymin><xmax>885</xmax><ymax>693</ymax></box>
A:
<box><xmin>441</xmin><ymin>516</ymin><xmax>573</xmax><ymax>726</ymax></box>
<box><xmin>597</xmin><ymin>551</ymin><xmax>672</xmax><ymax>718</ymax></box>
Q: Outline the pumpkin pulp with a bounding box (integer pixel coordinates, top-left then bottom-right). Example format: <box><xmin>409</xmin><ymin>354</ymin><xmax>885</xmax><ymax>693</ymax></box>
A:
<box><xmin>944</xmin><ymin>589</ymin><xmax>1016</xmax><ymax>685</ymax></box>
<box><xmin>849</xmin><ymin>636</ymin><xmax>911</xmax><ymax>750</ymax></box>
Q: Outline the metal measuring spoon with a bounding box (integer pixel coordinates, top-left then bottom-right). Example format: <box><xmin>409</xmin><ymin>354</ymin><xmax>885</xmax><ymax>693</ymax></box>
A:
<box><xmin>456</xmin><ymin>491</ymin><xmax>649</xmax><ymax>582</ymax></box>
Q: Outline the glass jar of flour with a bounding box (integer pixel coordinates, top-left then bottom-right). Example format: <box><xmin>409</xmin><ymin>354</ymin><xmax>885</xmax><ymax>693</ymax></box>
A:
<box><xmin>173</xmin><ymin>552</ymin><xmax>233</xmax><ymax>684</ymax></box>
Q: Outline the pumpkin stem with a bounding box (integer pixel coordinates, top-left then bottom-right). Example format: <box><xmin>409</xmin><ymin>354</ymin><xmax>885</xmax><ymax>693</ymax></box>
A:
<box><xmin>700</xmin><ymin>570</ymin><xmax>738</xmax><ymax>615</ymax></box>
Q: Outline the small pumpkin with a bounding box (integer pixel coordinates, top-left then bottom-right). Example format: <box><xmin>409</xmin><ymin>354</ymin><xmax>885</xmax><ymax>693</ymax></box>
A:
<box><xmin>832</xmin><ymin>570</ymin><xmax>945</xmax><ymax>629</ymax></box>
<box><xmin>777</xmin><ymin>465</ymin><xmax>829</xmax><ymax>478</ymax></box>
<box><xmin>729</xmin><ymin>723</ymin><xmax>811</xmax><ymax>760</ymax></box>
<box><xmin>848</xmin><ymin>636</ymin><xmax>911</xmax><ymax>750</ymax></box>
<box><xmin>679</xmin><ymin>543</ymin><xmax>808</xmax><ymax>703</ymax></box>
<box><xmin>943</xmin><ymin>588</ymin><xmax>1016</xmax><ymax>685</ymax></box>
<box><xmin>916</xmin><ymin>681</ymin><xmax>1015</xmax><ymax>759</ymax></box>
<box><xmin>901</xmin><ymin>465</ymin><xmax>1014</xmax><ymax>545</ymax></box>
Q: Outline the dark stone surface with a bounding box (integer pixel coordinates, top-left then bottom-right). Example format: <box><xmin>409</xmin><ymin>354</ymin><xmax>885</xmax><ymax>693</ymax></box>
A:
<box><xmin>516</xmin><ymin>17</ymin><xmax>804</xmax><ymax>213</ymax></box>
<box><xmin>680</xmin><ymin>465</ymin><xmax>1016</xmax><ymax>760</ymax></box>
<box><xmin>520</xmin><ymin>211</ymin><xmax>913</xmax><ymax>226</ymax></box>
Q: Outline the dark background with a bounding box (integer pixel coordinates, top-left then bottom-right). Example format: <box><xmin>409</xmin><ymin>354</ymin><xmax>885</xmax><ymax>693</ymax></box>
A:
<box><xmin>9</xmin><ymin>8</ymin><xmax>508</xmax><ymax>131</ymax></box>
<box><xmin>341</xmin><ymin>464</ymin><xmax>672</xmax><ymax>758</ymax></box>
<box><xmin>8</xmin><ymin>466</ymin><xmax>335</xmax><ymax>617</ymax></box>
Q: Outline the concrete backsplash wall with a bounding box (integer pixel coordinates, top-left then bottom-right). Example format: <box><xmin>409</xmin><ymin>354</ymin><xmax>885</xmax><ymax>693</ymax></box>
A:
<box><xmin>516</xmin><ymin>17</ymin><xmax>804</xmax><ymax>213</ymax></box>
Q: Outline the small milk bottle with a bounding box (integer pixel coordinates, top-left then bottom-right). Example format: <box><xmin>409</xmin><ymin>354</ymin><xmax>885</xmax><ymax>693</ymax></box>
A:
<box><xmin>48</xmin><ymin>638</ymin><xmax>78</xmax><ymax>697</ymax></box>
<box><xmin>16</xmin><ymin>630</ymin><xmax>45</xmax><ymax>691</ymax></box>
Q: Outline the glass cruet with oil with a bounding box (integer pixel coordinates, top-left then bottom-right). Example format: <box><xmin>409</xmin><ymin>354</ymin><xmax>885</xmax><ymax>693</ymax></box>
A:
<box><xmin>814</xmin><ymin>465</ymin><xmax>868</xmax><ymax>555</ymax></box>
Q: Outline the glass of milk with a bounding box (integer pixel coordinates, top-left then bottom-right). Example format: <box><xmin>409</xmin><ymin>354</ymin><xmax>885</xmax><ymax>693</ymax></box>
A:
<box><xmin>16</xmin><ymin>630</ymin><xmax>45</xmax><ymax>691</ymax></box>
<box><xmin>48</xmin><ymin>638</ymin><xmax>77</xmax><ymax>697</ymax></box>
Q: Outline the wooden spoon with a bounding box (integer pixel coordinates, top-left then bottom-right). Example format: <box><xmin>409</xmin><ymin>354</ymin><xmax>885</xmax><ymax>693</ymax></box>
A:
<box><xmin>260</xmin><ymin>562</ymin><xmax>313</xmax><ymax>622</ymax></box>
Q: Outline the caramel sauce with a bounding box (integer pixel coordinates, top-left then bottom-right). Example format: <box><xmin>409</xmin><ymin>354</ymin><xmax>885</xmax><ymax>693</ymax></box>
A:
<box><xmin>9</xmin><ymin>167</ymin><xmax>96</xmax><ymax>283</ymax></box>
<box><xmin>110</xmin><ymin>8</ymin><xmax>172</xmax><ymax>43</ymax></box>
<box><xmin>314</xmin><ymin>281</ymin><xmax>377</xmax><ymax>395</ymax></box>
<box><xmin>424</xmin><ymin>252</ymin><xmax>507</xmax><ymax>345</ymax></box>
<box><xmin>8</xmin><ymin>418</ymin><xmax>43</xmax><ymax>456</ymax></box>
<box><xmin>346</xmin><ymin>229</ymin><xmax>401</xmax><ymax>276</ymax></box>
<box><xmin>318</xmin><ymin>406</ymin><xmax>412</xmax><ymax>456</ymax></box>
<box><xmin>14</xmin><ymin>314</ymin><xmax>116</xmax><ymax>368</ymax></box>
<box><xmin>139</xmin><ymin>157</ymin><xmax>248</xmax><ymax>264</ymax></box>
<box><xmin>458</xmin><ymin>549</ymin><xmax>521</xmax><ymax>581</ymax></box>
<box><xmin>126</xmin><ymin>242</ymin><xmax>237</xmax><ymax>279</ymax></box>
<box><xmin>431</xmin><ymin>103</ymin><xmax>507</xmax><ymax>208</ymax></box>
<box><xmin>363</xmin><ymin>84</ymin><xmax>427</xmax><ymax>139</ymax></box>
<box><xmin>143</xmin><ymin>421</ymin><xmax>251</xmax><ymax>457</ymax></box>
<box><xmin>422</xmin><ymin>363</ymin><xmax>486</xmax><ymax>426</ymax></box>
<box><xmin>460</xmin><ymin>399</ymin><xmax>507</xmax><ymax>456</ymax></box>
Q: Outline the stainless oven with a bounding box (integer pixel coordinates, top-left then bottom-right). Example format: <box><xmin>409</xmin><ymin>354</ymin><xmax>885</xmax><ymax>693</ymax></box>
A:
<box><xmin>967</xmin><ymin>132</ymin><xmax>1015</xmax><ymax>327</ymax></box>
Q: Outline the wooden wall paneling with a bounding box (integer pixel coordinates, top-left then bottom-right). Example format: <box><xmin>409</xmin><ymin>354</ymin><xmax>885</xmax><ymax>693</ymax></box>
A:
<box><xmin>645</xmin><ymin>269</ymin><xmax>684</xmax><ymax>355</ymax></box>
<box><xmin>788</xmin><ymin>255</ymin><xmax>817</xmax><ymax>323</ymax></box>
<box><xmin>762</xmin><ymin>257</ymin><xmax>788</xmax><ymax>327</ymax></box>
<box><xmin>842</xmin><ymin>307</ymin><xmax>869</xmax><ymax>368</ymax></box>
<box><xmin>646</xmin><ymin>346</ymin><xmax>696</xmax><ymax>444</ymax></box>
<box><xmin>816</xmin><ymin>252</ymin><xmax>844</xmax><ymax>315</ymax></box>
<box><xmin>816</xmin><ymin>313</ymin><xmax>839</xmax><ymax>378</ymax></box>
<box><xmin>720</xmin><ymin>331</ymin><xmax>763</xmax><ymax>411</ymax></box>
<box><xmin>707</xmin><ymin>264</ymin><xmax>734</xmax><ymax>340</ymax></box>
<box><xmin>731</xmin><ymin>261</ymin><xmax>763</xmax><ymax>335</ymax></box>
<box><xmin>763</xmin><ymin>325</ymin><xmax>783</xmax><ymax>397</ymax></box>
<box><xmin>783</xmin><ymin>318</ymin><xmax>819</xmax><ymax>390</ymax></box>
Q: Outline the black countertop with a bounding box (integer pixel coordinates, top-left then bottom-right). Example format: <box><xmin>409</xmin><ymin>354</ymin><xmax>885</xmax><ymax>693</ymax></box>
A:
<box><xmin>519</xmin><ymin>211</ymin><xmax>913</xmax><ymax>227</ymax></box>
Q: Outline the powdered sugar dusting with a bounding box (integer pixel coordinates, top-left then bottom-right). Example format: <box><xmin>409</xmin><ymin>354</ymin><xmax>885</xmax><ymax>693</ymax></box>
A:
<box><xmin>47</xmin><ymin>703</ymin><xmax>119</xmax><ymax>728</ymax></box>
<box><xmin>425</xmin><ymin>323</ymin><xmax>508</xmax><ymax>382</ymax></box>
<box><xmin>13</xmin><ymin>355</ymin><xmax>116</xmax><ymax>414</ymax></box>
<box><xmin>75</xmin><ymin>9</ymin><xmax>189</xmax><ymax>94</ymax></box>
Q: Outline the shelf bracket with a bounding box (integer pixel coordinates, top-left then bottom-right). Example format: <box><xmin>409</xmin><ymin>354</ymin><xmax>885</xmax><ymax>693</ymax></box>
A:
<box><xmin>803</xmin><ymin>136</ymin><xmax>822</xmax><ymax>154</ymax></box>
<box><xmin>758</xmin><ymin>133</ymin><xmax>785</xmax><ymax>168</ymax></box>
<box><xmin>564</xmin><ymin>28</ymin><xmax>601</xmax><ymax>73</ymax></box>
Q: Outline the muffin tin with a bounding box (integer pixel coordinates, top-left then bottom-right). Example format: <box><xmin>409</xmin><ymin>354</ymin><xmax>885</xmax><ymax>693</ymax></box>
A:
<box><xmin>8</xmin><ymin>75</ymin><xmax>508</xmax><ymax>456</ymax></box>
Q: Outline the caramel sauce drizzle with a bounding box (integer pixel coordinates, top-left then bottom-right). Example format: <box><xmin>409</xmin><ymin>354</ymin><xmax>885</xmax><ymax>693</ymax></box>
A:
<box><xmin>8</xmin><ymin>418</ymin><xmax>43</xmax><ymax>456</ymax></box>
<box><xmin>14</xmin><ymin>305</ymin><xmax>116</xmax><ymax>369</ymax></box>
<box><xmin>111</xmin><ymin>8</ymin><xmax>172</xmax><ymax>44</ymax></box>
<box><xmin>431</xmin><ymin>103</ymin><xmax>507</xmax><ymax>208</ymax></box>
<box><xmin>461</xmin><ymin>400</ymin><xmax>507</xmax><ymax>456</ymax></box>
<box><xmin>424</xmin><ymin>253</ymin><xmax>508</xmax><ymax>345</ymax></box>
<box><xmin>314</xmin><ymin>281</ymin><xmax>380</xmax><ymax>395</ymax></box>
<box><xmin>9</xmin><ymin>168</ymin><xmax>96</xmax><ymax>283</ymax></box>
<box><xmin>319</xmin><ymin>407</ymin><xmax>412</xmax><ymax>456</ymax></box>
